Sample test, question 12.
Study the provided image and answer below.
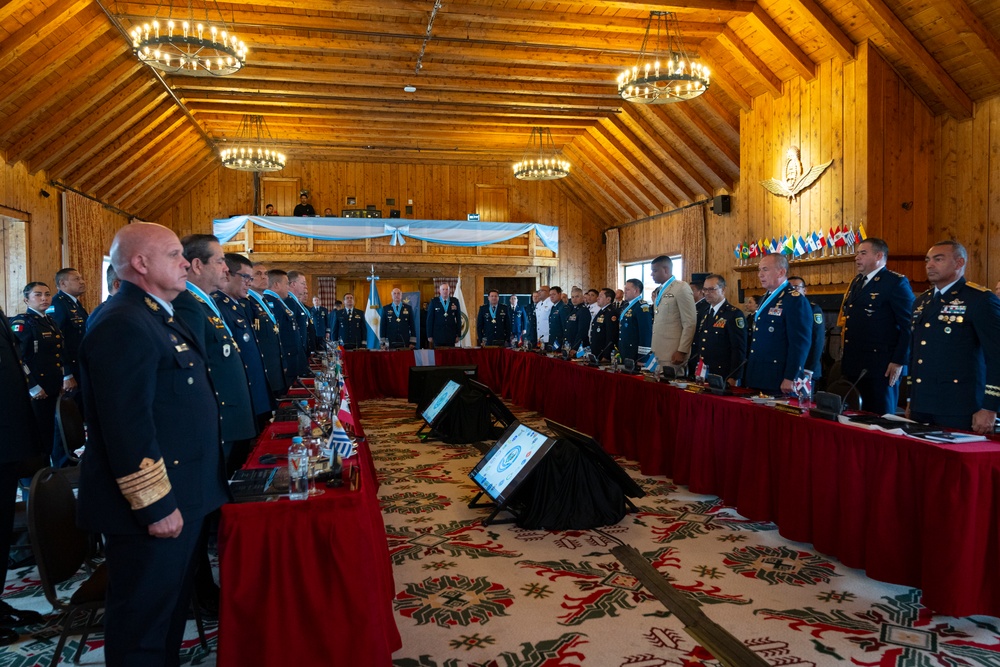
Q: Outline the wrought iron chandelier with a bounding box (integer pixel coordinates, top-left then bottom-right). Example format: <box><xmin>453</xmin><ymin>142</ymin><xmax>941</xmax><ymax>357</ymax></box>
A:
<box><xmin>127</xmin><ymin>0</ymin><xmax>247</xmax><ymax>76</ymax></box>
<box><xmin>220</xmin><ymin>115</ymin><xmax>286</xmax><ymax>172</ymax></box>
<box><xmin>617</xmin><ymin>11</ymin><xmax>709</xmax><ymax>104</ymax></box>
<box><xmin>513</xmin><ymin>127</ymin><xmax>570</xmax><ymax>181</ymax></box>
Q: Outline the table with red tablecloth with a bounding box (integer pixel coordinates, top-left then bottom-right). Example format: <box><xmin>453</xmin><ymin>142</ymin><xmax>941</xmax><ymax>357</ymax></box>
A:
<box><xmin>343</xmin><ymin>348</ymin><xmax>1000</xmax><ymax>618</ymax></box>
<box><xmin>217</xmin><ymin>382</ymin><xmax>401</xmax><ymax>667</ymax></box>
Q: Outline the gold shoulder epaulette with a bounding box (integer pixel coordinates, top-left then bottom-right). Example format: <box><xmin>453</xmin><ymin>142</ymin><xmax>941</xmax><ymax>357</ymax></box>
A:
<box><xmin>966</xmin><ymin>282</ymin><xmax>989</xmax><ymax>292</ymax></box>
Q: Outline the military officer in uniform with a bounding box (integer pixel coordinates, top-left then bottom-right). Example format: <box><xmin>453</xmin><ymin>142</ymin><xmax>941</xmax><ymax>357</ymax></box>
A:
<box><xmin>247</xmin><ymin>262</ymin><xmax>288</xmax><ymax>396</ymax></box>
<box><xmin>381</xmin><ymin>288</ymin><xmax>416</xmax><ymax>348</ymax></box>
<box><xmin>690</xmin><ymin>273</ymin><xmax>711</xmax><ymax>332</ymax></box>
<box><xmin>617</xmin><ymin>279</ymin><xmax>653</xmax><ymax>364</ymax></box>
<box><xmin>219</xmin><ymin>253</ymin><xmax>275</xmax><ymax>433</ymax></box>
<box><xmin>745</xmin><ymin>254</ymin><xmax>812</xmax><ymax>395</ymax></box>
<box><xmin>589</xmin><ymin>288</ymin><xmax>619</xmax><ymax>361</ymax></box>
<box><xmin>649</xmin><ymin>256</ymin><xmax>697</xmax><ymax>373</ymax></box>
<box><xmin>426</xmin><ymin>283</ymin><xmax>462</xmax><ymax>348</ymax></box>
<box><xmin>476</xmin><ymin>289</ymin><xmax>512</xmax><ymax>346</ymax></box>
<box><xmin>88</xmin><ymin>264</ymin><xmax>121</xmax><ymax>330</ymax></box>
<box><xmin>264</xmin><ymin>269</ymin><xmax>307</xmax><ymax>385</ymax></box>
<box><xmin>10</xmin><ymin>282</ymin><xmax>77</xmax><ymax>466</ymax></box>
<box><xmin>692</xmin><ymin>274</ymin><xmax>747</xmax><ymax>383</ymax></box>
<box><xmin>546</xmin><ymin>286</ymin><xmax>568</xmax><ymax>349</ymax></box>
<box><xmin>839</xmin><ymin>238</ymin><xmax>914</xmax><ymax>415</ymax></box>
<box><xmin>510</xmin><ymin>295</ymin><xmax>526</xmax><ymax>342</ymax></box>
<box><xmin>49</xmin><ymin>267</ymin><xmax>88</xmax><ymax>382</ymax></box>
<box><xmin>311</xmin><ymin>296</ymin><xmax>329</xmax><ymax>343</ymax></box>
<box><xmin>535</xmin><ymin>285</ymin><xmax>552</xmax><ymax>344</ymax></box>
<box><xmin>564</xmin><ymin>287</ymin><xmax>591</xmax><ymax>350</ymax></box>
<box><xmin>78</xmin><ymin>222</ymin><xmax>229</xmax><ymax>666</ymax></box>
<box><xmin>787</xmin><ymin>276</ymin><xmax>826</xmax><ymax>382</ymax></box>
<box><xmin>286</xmin><ymin>271</ymin><xmax>316</xmax><ymax>355</ymax></box>
<box><xmin>331</xmin><ymin>293</ymin><xmax>367</xmax><ymax>348</ymax></box>
<box><xmin>908</xmin><ymin>240</ymin><xmax>1000</xmax><ymax>433</ymax></box>
<box><xmin>523</xmin><ymin>291</ymin><xmax>540</xmax><ymax>347</ymax></box>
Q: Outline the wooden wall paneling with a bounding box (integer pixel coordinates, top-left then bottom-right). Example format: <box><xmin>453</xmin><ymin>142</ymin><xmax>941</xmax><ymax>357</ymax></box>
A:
<box><xmin>63</xmin><ymin>191</ymin><xmax>128</xmax><ymax>306</ymax></box>
<box><xmin>0</xmin><ymin>161</ymin><xmax>61</xmax><ymax>301</ymax></box>
<box><xmin>989</xmin><ymin>98</ymin><xmax>1000</xmax><ymax>289</ymax></box>
<box><xmin>866</xmin><ymin>42</ymin><xmax>886</xmax><ymax>239</ymax></box>
<box><xmin>968</xmin><ymin>97</ymin><xmax>993</xmax><ymax>276</ymax></box>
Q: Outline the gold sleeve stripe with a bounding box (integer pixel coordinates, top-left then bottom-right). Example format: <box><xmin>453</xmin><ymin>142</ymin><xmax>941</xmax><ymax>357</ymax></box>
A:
<box><xmin>116</xmin><ymin>457</ymin><xmax>172</xmax><ymax>511</ymax></box>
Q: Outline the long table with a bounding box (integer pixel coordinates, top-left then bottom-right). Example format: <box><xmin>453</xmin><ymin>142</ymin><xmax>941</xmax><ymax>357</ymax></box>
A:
<box><xmin>217</xmin><ymin>384</ymin><xmax>401</xmax><ymax>667</ymax></box>
<box><xmin>344</xmin><ymin>348</ymin><xmax>1000</xmax><ymax>619</ymax></box>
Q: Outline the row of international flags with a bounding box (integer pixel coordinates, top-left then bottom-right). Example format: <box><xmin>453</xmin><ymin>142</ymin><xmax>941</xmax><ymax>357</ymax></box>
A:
<box><xmin>734</xmin><ymin>223</ymin><xmax>867</xmax><ymax>261</ymax></box>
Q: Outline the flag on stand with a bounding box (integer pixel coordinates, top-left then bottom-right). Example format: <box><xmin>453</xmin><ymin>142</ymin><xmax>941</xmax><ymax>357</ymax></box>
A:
<box><xmin>643</xmin><ymin>354</ymin><xmax>660</xmax><ymax>373</ymax></box>
<box><xmin>734</xmin><ymin>244</ymin><xmax>741</xmax><ymax>259</ymax></box>
<box><xmin>365</xmin><ymin>268</ymin><xmax>381</xmax><ymax>349</ymax></box>
<box><xmin>769</xmin><ymin>238</ymin><xmax>779</xmax><ymax>254</ymax></box>
<box><xmin>749</xmin><ymin>242</ymin><xmax>759</xmax><ymax>258</ymax></box>
<box><xmin>741</xmin><ymin>243</ymin><xmax>750</xmax><ymax>260</ymax></box>
<box><xmin>328</xmin><ymin>418</ymin><xmax>355</xmax><ymax>460</ymax></box>
<box><xmin>338</xmin><ymin>392</ymin><xmax>355</xmax><ymax>431</ymax></box>
<box><xmin>782</xmin><ymin>235</ymin><xmax>795</xmax><ymax>255</ymax></box>
<box><xmin>694</xmin><ymin>358</ymin><xmax>708</xmax><ymax>380</ymax></box>
<box><xmin>793</xmin><ymin>235</ymin><xmax>806</xmax><ymax>257</ymax></box>
<box><xmin>454</xmin><ymin>271</ymin><xmax>473</xmax><ymax>348</ymax></box>
<box><xmin>834</xmin><ymin>225</ymin><xmax>847</xmax><ymax>247</ymax></box>
<box><xmin>858</xmin><ymin>222</ymin><xmax>867</xmax><ymax>242</ymax></box>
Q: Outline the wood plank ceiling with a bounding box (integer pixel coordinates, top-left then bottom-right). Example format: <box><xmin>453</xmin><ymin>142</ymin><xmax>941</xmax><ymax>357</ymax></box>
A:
<box><xmin>1</xmin><ymin>0</ymin><xmax>998</xmax><ymax>223</ymax></box>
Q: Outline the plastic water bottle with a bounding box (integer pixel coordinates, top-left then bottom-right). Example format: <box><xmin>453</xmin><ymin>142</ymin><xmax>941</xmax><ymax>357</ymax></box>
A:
<box><xmin>288</xmin><ymin>436</ymin><xmax>309</xmax><ymax>501</ymax></box>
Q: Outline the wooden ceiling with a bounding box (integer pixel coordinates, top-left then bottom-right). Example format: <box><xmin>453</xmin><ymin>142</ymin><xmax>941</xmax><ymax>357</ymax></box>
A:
<box><xmin>1</xmin><ymin>0</ymin><xmax>998</xmax><ymax>223</ymax></box>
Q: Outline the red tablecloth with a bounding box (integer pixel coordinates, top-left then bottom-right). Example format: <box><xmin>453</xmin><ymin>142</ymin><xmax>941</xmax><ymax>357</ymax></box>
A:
<box><xmin>343</xmin><ymin>348</ymin><xmax>1000</xmax><ymax>618</ymax></box>
<box><xmin>217</xmin><ymin>379</ymin><xmax>400</xmax><ymax>667</ymax></box>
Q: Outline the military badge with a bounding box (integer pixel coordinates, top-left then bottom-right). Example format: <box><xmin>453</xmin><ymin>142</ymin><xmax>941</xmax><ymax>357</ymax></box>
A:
<box><xmin>736</xmin><ymin>317</ymin><xmax>745</xmax><ymax>329</ymax></box>
<box><xmin>144</xmin><ymin>297</ymin><xmax>160</xmax><ymax>312</ymax></box>
<box><xmin>223</xmin><ymin>344</ymin><xmax>231</xmax><ymax>357</ymax></box>
<box><xmin>814</xmin><ymin>313</ymin><xmax>823</xmax><ymax>324</ymax></box>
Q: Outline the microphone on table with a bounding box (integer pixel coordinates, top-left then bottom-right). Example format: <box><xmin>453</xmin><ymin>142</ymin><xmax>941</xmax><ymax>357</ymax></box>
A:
<box><xmin>812</xmin><ymin>368</ymin><xmax>867</xmax><ymax>421</ymax></box>
<box><xmin>723</xmin><ymin>359</ymin><xmax>748</xmax><ymax>384</ymax></box>
<box><xmin>706</xmin><ymin>359</ymin><xmax>748</xmax><ymax>395</ymax></box>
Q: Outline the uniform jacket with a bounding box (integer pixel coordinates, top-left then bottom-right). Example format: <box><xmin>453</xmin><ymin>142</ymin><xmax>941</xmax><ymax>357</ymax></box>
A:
<box><xmin>477</xmin><ymin>303</ymin><xmax>511</xmax><ymax>345</ymax></box>
<box><xmin>588</xmin><ymin>305</ymin><xmax>619</xmax><ymax>360</ymax></box>
<box><xmin>311</xmin><ymin>306</ymin><xmax>329</xmax><ymax>341</ymax></box>
<box><xmin>284</xmin><ymin>294</ymin><xmax>315</xmax><ymax>355</ymax></box>
<box><xmin>694</xmin><ymin>298</ymin><xmax>710</xmax><ymax>332</ymax></box>
<box><xmin>564</xmin><ymin>303</ymin><xmax>591</xmax><ymax>350</ymax></box>
<box><xmin>909</xmin><ymin>277</ymin><xmax>1000</xmax><ymax>417</ymax></box>
<box><xmin>331</xmin><ymin>307</ymin><xmax>367</xmax><ymax>348</ymax></box>
<box><xmin>49</xmin><ymin>291</ymin><xmax>87</xmax><ymax>378</ymax></box>
<box><xmin>9</xmin><ymin>309</ymin><xmax>68</xmax><ymax>396</ymax></box>
<box><xmin>78</xmin><ymin>281</ymin><xmax>228</xmax><ymax>534</ymax></box>
<box><xmin>547</xmin><ymin>300</ymin><xmax>568</xmax><ymax>348</ymax></box>
<box><xmin>617</xmin><ymin>299</ymin><xmax>652</xmax><ymax>363</ymax></box>
<box><xmin>840</xmin><ymin>268</ymin><xmax>914</xmax><ymax>379</ymax></box>
<box><xmin>523</xmin><ymin>303</ymin><xmax>538</xmax><ymax>346</ymax></box>
<box><xmin>745</xmin><ymin>283</ymin><xmax>812</xmax><ymax>393</ymax></box>
<box><xmin>694</xmin><ymin>301</ymin><xmax>747</xmax><ymax>380</ymax></box>
<box><xmin>246</xmin><ymin>291</ymin><xmax>287</xmax><ymax>394</ymax></box>
<box><xmin>805</xmin><ymin>302</ymin><xmax>826</xmax><ymax>379</ymax></box>
<box><xmin>214</xmin><ymin>291</ymin><xmax>274</xmax><ymax>417</ymax></box>
<box><xmin>380</xmin><ymin>302</ymin><xmax>416</xmax><ymax>346</ymax></box>
<box><xmin>511</xmin><ymin>305</ymin><xmax>527</xmax><ymax>341</ymax></box>
<box><xmin>651</xmin><ymin>279</ymin><xmax>697</xmax><ymax>367</ymax></box>
<box><xmin>264</xmin><ymin>291</ymin><xmax>306</xmax><ymax>382</ymax></box>
<box><xmin>426</xmin><ymin>296</ymin><xmax>462</xmax><ymax>346</ymax></box>
<box><xmin>0</xmin><ymin>307</ymin><xmax>43</xmax><ymax>464</ymax></box>
<box><xmin>173</xmin><ymin>289</ymin><xmax>257</xmax><ymax>443</ymax></box>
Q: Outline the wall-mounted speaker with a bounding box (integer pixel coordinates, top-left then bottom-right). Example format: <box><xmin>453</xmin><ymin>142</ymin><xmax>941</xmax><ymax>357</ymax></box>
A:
<box><xmin>712</xmin><ymin>194</ymin><xmax>731</xmax><ymax>215</ymax></box>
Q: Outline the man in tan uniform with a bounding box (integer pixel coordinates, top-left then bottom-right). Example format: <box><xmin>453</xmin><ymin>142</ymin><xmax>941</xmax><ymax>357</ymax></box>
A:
<box><xmin>649</xmin><ymin>255</ymin><xmax>697</xmax><ymax>374</ymax></box>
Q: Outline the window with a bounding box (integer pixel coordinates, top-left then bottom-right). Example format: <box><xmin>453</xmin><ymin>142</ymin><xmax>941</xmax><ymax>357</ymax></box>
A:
<box><xmin>101</xmin><ymin>256</ymin><xmax>112</xmax><ymax>303</ymax></box>
<box><xmin>622</xmin><ymin>256</ymin><xmax>683</xmax><ymax>303</ymax></box>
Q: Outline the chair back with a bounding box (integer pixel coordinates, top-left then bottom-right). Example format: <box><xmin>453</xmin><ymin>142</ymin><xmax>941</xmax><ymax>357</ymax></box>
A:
<box><xmin>28</xmin><ymin>468</ymin><xmax>89</xmax><ymax>609</ymax></box>
<box><xmin>55</xmin><ymin>395</ymin><xmax>85</xmax><ymax>464</ymax></box>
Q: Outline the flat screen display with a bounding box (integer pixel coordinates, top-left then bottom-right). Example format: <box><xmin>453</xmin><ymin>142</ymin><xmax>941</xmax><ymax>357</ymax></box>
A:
<box><xmin>421</xmin><ymin>380</ymin><xmax>462</xmax><ymax>425</ymax></box>
<box><xmin>469</xmin><ymin>422</ymin><xmax>556</xmax><ymax>505</ymax></box>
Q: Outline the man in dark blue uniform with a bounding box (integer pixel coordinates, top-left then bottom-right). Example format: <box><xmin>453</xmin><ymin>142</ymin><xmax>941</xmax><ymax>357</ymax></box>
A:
<box><xmin>0</xmin><ymin>305</ymin><xmax>47</xmax><ymax>641</ymax></box>
<box><xmin>219</xmin><ymin>253</ymin><xmax>275</xmax><ymax>433</ymax></box>
<box><xmin>787</xmin><ymin>276</ymin><xmax>826</xmax><ymax>382</ymax></box>
<box><xmin>381</xmin><ymin>287</ymin><xmax>416</xmax><ymax>348</ymax></box>
<box><xmin>78</xmin><ymin>222</ymin><xmax>228</xmax><ymax>666</ymax></box>
<box><xmin>331</xmin><ymin>292</ymin><xmax>367</xmax><ymax>348</ymax></box>
<box><xmin>589</xmin><ymin>288</ymin><xmax>619</xmax><ymax>361</ymax></box>
<box><xmin>426</xmin><ymin>283</ymin><xmax>462</xmax><ymax>348</ymax></box>
<box><xmin>264</xmin><ymin>270</ymin><xmax>307</xmax><ymax>383</ymax></box>
<box><xmin>286</xmin><ymin>271</ymin><xmax>317</xmax><ymax>354</ymax></box>
<box><xmin>617</xmin><ymin>279</ymin><xmax>652</xmax><ymax>363</ymax></box>
<box><xmin>509</xmin><ymin>295</ymin><xmax>526</xmax><ymax>343</ymax></box>
<box><xmin>48</xmin><ymin>267</ymin><xmax>88</xmax><ymax>382</ymax></box>
<box><xmin>311</xmin><ymin>296</ymin><xmax>329</xmax><ymax>343</ymax></box>
<box><xmin>839</xmin><ymin>238</ymin><xmax>914</xmax><ymax>415</ymax></box>
<box><xmin>745</xmin><ymin>254</ymin><xmax>812</xmax><ymax>395</ymax></box>
<box><xmin>908</xmin><ymin>240</ymin><xmax>1000</xmax><ymax>433</ymax></box>
<box><xmin>565</xmin><ymin>287</ymin><xmax>591</xmax><ymax>351</ymax></box>
<box><xmin>691</xmin><ymin>273</ymin><xmax>711</xmax><ymax>332</ymax></box>
<box><xmin>11</xmin><ymin>282</ymin><xmax>77</xmax><ymax>466</ymax></box>
<box><xmin>248</xmin><ymin>262</ymin><xmax>288</xmax><ymax>396</ymax></box>
<box><xmin>476</xmin><ymin>289</ymin><xmax>512</xmax><ymax>346</ymax></box>
<box><xmin>692</xmin><ymin>274</ymin><xmax>747</xmax><ymax>383</ymax></box>
<box><xmin>523</xmin><ymin>291</ymin><xmax>540</xmax><ymax>347</ymax></box>
<box><xmin>88</xmin><ymin>264</ymin><xmax>121</xmax><ymax>330</ymax></box>
<box><xmin>547</xmin><ymin>286</ymin><xmax>568</xmax><ymax>349</ymax></box>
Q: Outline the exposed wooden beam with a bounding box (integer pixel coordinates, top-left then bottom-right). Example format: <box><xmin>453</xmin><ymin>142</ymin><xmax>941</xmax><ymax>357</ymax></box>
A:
<box><xmin>656</xmin><ymin>102</ymin><xmax>740</xmax><ymax>173</ymax></box>
<box><xmin>629</xmin><ymin>104</ymin><xmax>734</xmax><ymax>187</ymax></box>
<box><xmin>563</xmin><ymin>144</ymin><xmax>645</xmax><ymax>219</ymax></box>
<box><xmin>564</xmin><ymin>168</ymin><xmax>631</xmax><ymax>222</ymax></box>
<box><xmin>86</xmin><ymin>114</ymin><xmax>189</xmax><ymax>193</ymax></box>
<box><xmin>143</xmin><ymin>157</ymin><xmax>221</xmax><ymax>221</ymax></box>
<box><xmin>0</xmin><ymin>0</ymin><xmax>95</xmax><ymax>71</ymax></box>
<box><xmin>785</xmin><ymin>0</ymin><xmax>855</xmax><ymax>62</ymax></box>
<box><xmin>2</xmin><ymin>15</ymin><xmax>112</xmax><ymax>98</ymax></box>
<box><xmin>555</xmin><ymin>176</ymin><xmax>621</xmax><ymax>226</ymax></box>
<box><xmin>599</xmin><ymin>115</ymin><xmax>696</xmax><ymax>203</ymax></box>
<box><xmin>697</xmin><ymin>52</ymin><xmax>753</xmax><ymax>110</ymax></box>
<box><xmin>716</xmin><ymin>27</ymin><xmax>783</xmax><ymax>97</ymax></box>
<box><xmin>72</xmin><ymin>106</ymin><xmax>180</xmax><ymax>187</ymax></box>
<box><xmin>852</xmin><ymin>0</ymin><xmax>973</xmax><ymax>118</ymax></box>
<box><xmin>606</xmin><ymin>115</ymin><xmax>703</xmax><ymax>199</ymax></box>
<box><xmin>97</xmin><ymin>126</ymin><xmax>196</xmax><ymax>200</ymax></box>
<box><xmin>126</xmin><ymin>146</ymin><xmax>215</xmax><ymax>214</ymax></box>
<box><xmin>193</xmin><ymin>107</ymin><xmax>599</xmax><ymax>129</ymax></box>
<box><xmin>745</xmin><ymin>6</ymin><xmax>815</xmax><ymax>81</ymax></box>
<box><xmin>579</xmin><ymin>133</ymin><xmax>670</xmax><ymax>212</ymax></box>
<box><xmin>935</xmin><ymin>0</ymin><xmax>1000</xmax><ymax>84</ymax></box>
<box><xmin>114</xmin><ymin>136</ymin><xmax>205</xmax><ymax>207</ymax></box>
<box><xmin>695</xmin><ymin>91</ymin><xmax>740</xmax><ymax>138</ymax></box>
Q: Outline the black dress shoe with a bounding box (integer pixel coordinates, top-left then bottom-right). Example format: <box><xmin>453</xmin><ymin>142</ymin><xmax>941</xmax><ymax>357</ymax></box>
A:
<box><xmin>0</xmin><ymin>601</ymin><xmax>44</xmax><ymax>627</ymax></box>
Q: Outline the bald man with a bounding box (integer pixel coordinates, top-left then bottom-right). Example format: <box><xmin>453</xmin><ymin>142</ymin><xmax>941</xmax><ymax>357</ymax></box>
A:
<box><xmin>78</xmin><ymin>222</ymin><xmax>229</xmax><ymax>667</ymax></box>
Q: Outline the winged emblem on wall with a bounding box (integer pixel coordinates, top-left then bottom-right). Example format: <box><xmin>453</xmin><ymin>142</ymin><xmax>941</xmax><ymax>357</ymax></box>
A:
<box><xmin>760</xmin><ymin>146</ymin><xmax>833</xmax><ymax>200</ymax></box>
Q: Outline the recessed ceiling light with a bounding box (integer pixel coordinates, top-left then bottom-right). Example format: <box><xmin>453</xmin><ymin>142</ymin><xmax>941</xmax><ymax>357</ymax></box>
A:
<box><xmin>403</xmin><ymin>85</ymin><xmax>417</xmax><ymax>93</ymax></box>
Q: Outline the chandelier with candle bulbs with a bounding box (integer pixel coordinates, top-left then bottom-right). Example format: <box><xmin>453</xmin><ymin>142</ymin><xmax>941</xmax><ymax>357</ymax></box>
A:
<box><xmin>221</xmin><ymin>115</ymin><xmax>286</xmax><ymax>172</ymax></box>
<box><xmin>127</xmin><ymin>0</ymin><xmax>247</xmax><ymax>76</ymax></box>
<box><xmin>513</xmin><ymin>127</ymin><xmax>570</xmax><ymax>181</ymax></box>
<box><xmin>617</xmin><ymin>11</ymin><xmax>709</xmax><ymax>104</ymax></box>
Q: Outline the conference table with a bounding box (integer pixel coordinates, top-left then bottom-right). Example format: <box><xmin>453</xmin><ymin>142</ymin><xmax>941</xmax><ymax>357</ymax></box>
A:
<box><xmin>344</xmin><ymin>347</ymin><xmax>1000</xmax><ymax>619</ymax></box>
<box><xmin>216</xmin><ymin>381</ymin><xmax>401</xmax><ymax>667</ymax></box>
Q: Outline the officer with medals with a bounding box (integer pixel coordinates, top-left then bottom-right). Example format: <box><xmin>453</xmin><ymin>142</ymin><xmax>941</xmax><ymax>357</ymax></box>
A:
<box><xmin>589</xmin><ymin>288</ymin><xmax>619</xmax><ymax>361</ymax></box>
<box><xmin>908</xmin><ymin>240</ymin><xmax>1000</xmax><ymax>434</ymax></box>
<box><xmin>78</xmin><ymin>223</ymin><xmax>228</xmax><ymax>666</ymax></box>
<box><xmin>10</xmin><ymin>281</ymin><xmax>76</xmax><ymax>466</ymax></box>
<box><xmin>264</xmin><ymin>269</ymin><xmax>308</xmax><ymax>382</ymax></box>
<box><xmin>564</xmin><ymin>287</ymin><xmax>591</xmax><ymax>350</ymax></box>
<box><xmin>692</xmin><ymin>274</ymin><xmax>747</xmax><ymax>384</ymax></box>
<box><xmin>286</xmin><ymin>271</ymin><xmax>316</xmax><ymax>355</ymax></box>
<box><xmin>311</xmin><ymin>296</ymin><xmax>329</xmax><ymax>343</ymax></box>
<box><xmin>331</xmin><ymin>293</ymin><xmax>367</xmax><ymax>348</ymax></box>
<box><xmin>248</xmin><ymin>262</ymin><xmax>288</xmax><ymax>396</ymax></box>
<box><xmin>174</xmin><ymin>235</ymin><xmax>257</xmax><ymax>468</ymax></box>
<box><xmin>218</xmin><ymin>253</ymin><xmax>275</xmax><ymax>433</ymax></box>
<box><xmin>476</xmin><ymin>289</ymin><xmax>511</xmax><ymax>346</ymax></box>
<box><xmin>839</xmin><ymin>238</ymin><xmax>914</xmax><ymax>415</ymax></box>
<box><xmin>617</xmin><ymin>278</ymin><xmax>653</xmax><ymax>363</ymax></box>
<box><xmin>381</xmin><ymin>288</ymin><xmax>416</xmax><ymax>348</ymax></box>
<box><xmin>426</xmin><ymin>282</ymin><xmax>462</xmax><ymax>348</ymax></box>
<box><xmin>546</xmin><ymin>286</ymin><xmax>568</xmax><ymax>349</ymax></box>
<box><xmin>787</xmin><ymin>276</ymin><xmax>826</xmax><ymax>382</ymax></box>
<box><xmin>745</xmin><ymin>254</ymin><xmax>812</xmax><ymax>395</ymax></box>
<box><xmin>48</xmin><ymin>267</ymin><xmax>88</xmax><ymax>383</ymax></box>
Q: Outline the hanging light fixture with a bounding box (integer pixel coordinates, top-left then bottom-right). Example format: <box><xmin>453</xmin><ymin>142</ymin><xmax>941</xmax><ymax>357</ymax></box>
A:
<box><xmin>618</xmin><ymin>11</ymin><xmax>709</xmax><ymax>104</ymax></box>
<box><xmin>126</xmin><ymin>0</ymin><xmax>247</xmax><ymax>76</ymax></box>
<box><xmin>220</xmin><ymin>115</ymin><xmax>286</xmax><ymax>172</ymax></box>
<box><xmin>513</xmin><ymin>127</ymin><xmax>570</xmax><ymax>181</ymax></box>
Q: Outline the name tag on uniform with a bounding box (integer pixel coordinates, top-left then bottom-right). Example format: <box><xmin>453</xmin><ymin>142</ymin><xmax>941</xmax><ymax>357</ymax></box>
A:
<box><xmin>768</xmin><ymin>307</ymin><xmax>782</xmax><ymax>316</ymax></box>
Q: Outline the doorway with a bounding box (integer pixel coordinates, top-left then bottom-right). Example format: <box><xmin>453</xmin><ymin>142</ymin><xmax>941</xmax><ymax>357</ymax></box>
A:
<box><xmin>1</xmin><ymin>216</ymin><xmax>29</xmax><ymax>315</ymax></box>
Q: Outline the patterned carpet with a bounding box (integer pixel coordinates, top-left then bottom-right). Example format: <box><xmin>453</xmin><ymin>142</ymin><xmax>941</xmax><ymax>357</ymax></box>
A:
<box><xmin>3</xmin><ymin>397</ymin><xmax>1000</xmax><ymax>666</ymax></box>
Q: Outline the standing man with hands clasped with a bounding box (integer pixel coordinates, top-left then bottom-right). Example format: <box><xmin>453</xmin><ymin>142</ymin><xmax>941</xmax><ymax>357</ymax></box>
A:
<box><xmin>78</xmin><ymin>222</ymin><xmax>229</xmax><ymax>666</ymax></box>
<box><xmin>649</xmin><ymin>255</ymin><xmax>697</xmax><ymax>374</ymax></box>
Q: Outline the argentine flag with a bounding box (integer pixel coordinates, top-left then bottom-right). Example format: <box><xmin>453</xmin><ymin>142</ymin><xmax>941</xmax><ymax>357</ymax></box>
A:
<box><xmin>328</xmin><ymin>418</ymin><xmax>355</xmax><ymax>460</ymax></box>
<box><xmin>365</xmin><ymin>275</ymin><xmax>382</xmax><ymax>349</ymax></box>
